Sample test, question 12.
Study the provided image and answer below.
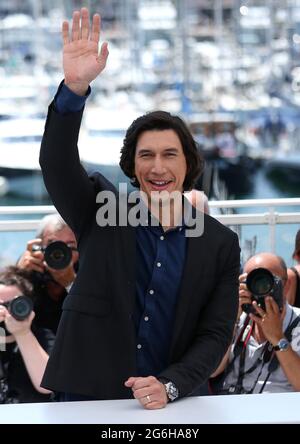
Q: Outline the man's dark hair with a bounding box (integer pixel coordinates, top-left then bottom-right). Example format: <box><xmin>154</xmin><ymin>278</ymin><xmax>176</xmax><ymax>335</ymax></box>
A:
<box><xmin>0</xmin><ymin>266</ymin><xmax>33</xmax><ymax>298</ymax></box>
<box><xmin>119</xmin><ymin>110</ymin><xmax>204</xmax><ymax>191</ymax></box>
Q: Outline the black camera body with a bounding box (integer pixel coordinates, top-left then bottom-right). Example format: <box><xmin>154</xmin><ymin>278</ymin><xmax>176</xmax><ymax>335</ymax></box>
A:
<box><xmin>242</xmin><ymin>267</ymin><xmax>284</xmax><ymax>314</ymax></box>
<box><xmin>32</xmin><ymin>241</ymin><xmax>73</xmax><ymax>270</ymax></box>
<box><xmin>2</xmin><ymin>295</ymin><xmax>33</xmax><ymax>321</ymax></box>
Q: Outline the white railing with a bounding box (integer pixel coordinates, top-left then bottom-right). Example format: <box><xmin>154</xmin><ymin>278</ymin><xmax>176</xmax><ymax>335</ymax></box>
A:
<box><xmin>210</xmin><ymin>198</ymin><xmax>300</xmax><ymax>252</ymax></box>
<box><xmin>0</xmin><ymin>206</ymin><xmax>55</xmax><ymax>232</ymax></box>
<box><xmin>0</xmin><ymin>198</ymin><xmax>300</xmax><ymax>252</ymax></box>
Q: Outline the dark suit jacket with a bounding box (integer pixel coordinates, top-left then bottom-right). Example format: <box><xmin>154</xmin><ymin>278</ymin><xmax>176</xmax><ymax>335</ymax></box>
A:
<box><xmin>39</xmin><ymin>100</ymin><xmax>240</xmax><ymax>400</ymax></box>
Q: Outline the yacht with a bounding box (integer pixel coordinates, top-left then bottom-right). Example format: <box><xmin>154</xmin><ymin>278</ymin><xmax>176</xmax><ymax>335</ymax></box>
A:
<box><xmin>0</xmin><ymin>117</ymin><xmax>48</xmax><ymax>199</ymax></box>
<box><xmin>266</xmin><ymin>152</ymin><xmax>300</xmax><ymax>184</ymax></box>
<box><xmin>79</xmin><ymin>108</ymin><xmax>140</xmax><ymax>188</ymax></box>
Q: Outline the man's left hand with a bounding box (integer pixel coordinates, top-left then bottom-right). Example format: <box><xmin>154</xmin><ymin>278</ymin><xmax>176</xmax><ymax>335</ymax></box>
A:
<box><xmin>124</xmin><ymin>376</ymin><xmax>168</xmax><ymax>409</ymax></box>
<box><xmin>250</xmin><ymin>296</ymin><xmax>285</xmax><ymax>345</ymax></box>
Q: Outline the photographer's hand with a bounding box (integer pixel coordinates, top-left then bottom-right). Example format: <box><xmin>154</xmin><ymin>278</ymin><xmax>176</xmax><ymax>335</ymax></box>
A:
<box><xmin>0</xmin><ymin>306</ymin><xmax>14</xmax><ymax>343</ymax></box>
<box><xmin>4</xmin><ymin>310</ymin><xmax>52</xmax><ymax>395</ymax></box>
<box><xmin>17</xmin><ymin>239</ymin><xmax>45</xmax><ymax>273</ymax></box>
<box><xmin>4</xmin><ymin>310</ymin><xmax>35</xmax><ymax>338</ymax></box>
<box><xmin>251</xmin><ymin>298</ymin><xmax>300</xmax><ymax>391</ymax></box>
<box><xmin>250</xmin><ymin>297</ymin><xmax>285</xmax><ymax>345</ymax></box>
<box><xmin>238</xmin><ymin>273</ymin><xmax>252</xmax><ymax>320</ymax></box>
<box><xmin>46</xmin><ymin>262</ymin><xmax>76</xmax><ymax>289</ymax></box>
<box><xmin>63</xmin><ymin>7</ymin><xmax>109</xmax><ymax>96</ymax></box>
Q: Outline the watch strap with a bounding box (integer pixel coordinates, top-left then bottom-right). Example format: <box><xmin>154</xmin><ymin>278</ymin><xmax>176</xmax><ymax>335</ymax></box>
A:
<box><xmin>273</xmin><ymin>338</ymin><xmax>289</xmax><ymax>351</ymax></box>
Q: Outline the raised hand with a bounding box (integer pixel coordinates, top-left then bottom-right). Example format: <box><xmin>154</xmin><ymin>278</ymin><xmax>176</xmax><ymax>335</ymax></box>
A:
<box><xmin>62</xmin><ymin>7</ymin><xmax>109</xmax><ymax>95</ymax></box>
<box><xmin>238</xmin><ymin>273</ymin><xmax>252</xmax><ymax>319</ymax></box>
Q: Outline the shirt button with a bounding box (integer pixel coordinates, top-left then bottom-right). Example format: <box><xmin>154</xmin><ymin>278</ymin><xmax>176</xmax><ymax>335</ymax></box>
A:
<box><xmin>137</xmin><ymin>344</ymin><xmax>142</xmax><ymax>350</ymax></box>
<box><xmin>144</xmin><ymin>316</ymin><xmax>149</xmax><ymax>322</ymax></box>
<box><xmin>160</xmin><ymin>236</ymin><xmax>165</xmax><ymax>240</ymax></box>
<box><xmin>157</xmin><ymin>262</ymin><xmax>161</xmax><ymax>267</ymax></box>
<box><xmin>149</xmin><ymin>289</ymin><xmax>154</xmax><ymax>295</ymax></box>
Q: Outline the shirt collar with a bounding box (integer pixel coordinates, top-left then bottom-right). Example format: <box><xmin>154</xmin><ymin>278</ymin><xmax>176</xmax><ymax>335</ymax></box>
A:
<box><xmin>137</xmin><ymin>192</ymin><xmax>187</xmax><ymax>234</ymax></box>
<box><xmin>282</xmin><ymin>302</ymin><xmax>296</xmax><ymax>332</ymax></box>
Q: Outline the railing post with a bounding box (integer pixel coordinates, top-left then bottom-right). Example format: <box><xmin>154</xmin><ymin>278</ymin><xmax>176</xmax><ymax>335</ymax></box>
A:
<box><xmin>268</xmin><ymin>207</ymin><xmax>277</xmax><ymax>253</ymax></box>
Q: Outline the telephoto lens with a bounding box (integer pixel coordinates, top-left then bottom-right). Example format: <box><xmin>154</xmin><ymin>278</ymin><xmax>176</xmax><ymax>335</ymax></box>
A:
<box><xmin>246</xmin><ymin>268</ymin><xmax>274</xmax><ymax>296</ymax></box>
<box><xmin>6</xmin><ymin>295</ymin><xmax>33</xmax><ymax>321</ymax></box>
<box><xmin>242</xmin><ymin>267</ymin><xmax>283</xmax><ymax>314</ymax></box>
<box><xmin>43</xmin><ymin>241</ymin><xmax>72</xmax><ymax>270</ymax></box>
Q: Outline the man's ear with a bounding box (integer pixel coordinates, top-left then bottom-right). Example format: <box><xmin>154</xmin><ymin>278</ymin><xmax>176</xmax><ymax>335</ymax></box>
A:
<box><xmin>284</xmin><ymin>271</ymin><xmax>292</xmax><ymax>295</ymax></box>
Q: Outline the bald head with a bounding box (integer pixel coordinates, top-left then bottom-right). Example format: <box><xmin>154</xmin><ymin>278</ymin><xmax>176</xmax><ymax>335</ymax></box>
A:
<box><xmin>244</xmin><ymin>252</ymin><xmax>287</xmax><ymax>281</ymax></box>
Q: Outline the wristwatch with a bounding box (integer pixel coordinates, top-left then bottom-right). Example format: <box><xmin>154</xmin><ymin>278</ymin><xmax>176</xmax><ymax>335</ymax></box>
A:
<box><xmin>273</xmin><ymin>338</ymin><xmax>290</xmax><ymax>352</ymax></box>
<box><xmin>164</xmin><ymin>381</ymin><xmax>179</xmax><ymax>402</ymax></box>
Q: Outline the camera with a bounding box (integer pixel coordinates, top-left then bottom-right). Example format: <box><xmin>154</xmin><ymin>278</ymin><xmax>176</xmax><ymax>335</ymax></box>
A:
<box><xmin>32</xmin><ymin>241</ymin><xmax>73</xmax><ymax>270</ymax></box>
<box><xmin>242</xmin><ymin>267</ymin><xmax>284</xmax><ymax>314</ymax></box>
<box><xmin>2</xmin><ymin>295</ymin><xmax>33</xmax><ymax>321</ymax></box>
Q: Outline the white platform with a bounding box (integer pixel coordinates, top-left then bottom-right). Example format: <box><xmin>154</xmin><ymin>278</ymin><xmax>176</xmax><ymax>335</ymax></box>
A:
<box><xmin>0</xmin><ymin>392</ymin><xmax>299</xmax><ymax>424</ymax></box>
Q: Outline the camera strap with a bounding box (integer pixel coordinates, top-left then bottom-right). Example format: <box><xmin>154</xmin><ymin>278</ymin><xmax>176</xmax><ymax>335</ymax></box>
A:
<box><xmin>227</xmin><ymin>316</ymin><xmax>279</xmax><ymax>394</ymax></box>
<box><xmin>242</xmin><ymin>313</ymin><xmax>300</xmax><ymax>394</ymax></box>
<box><xmin>235</xmin><ymin>337</ymin><xmax>272</xmax><ymax>394</ymax></box>
<box><xmin>226</xmin><ymin>316</ymin><xmax>252</xmax><ymax>372</ymax></box>
<box><xmin>223</xmin><ymin>317</ymin><xmax>257</xmax><ymax>393</ymax></box>
<box><xmin>246</xmin><ymin>342</ymin><xmax>275</xmax><ymax>394</ymax></box>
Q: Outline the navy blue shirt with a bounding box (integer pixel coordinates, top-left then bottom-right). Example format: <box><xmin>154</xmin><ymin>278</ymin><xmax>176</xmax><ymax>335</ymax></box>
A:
<box><xmin>135</xmin><ymin>220</ymin><xmax>186</xmax><ymax>376</ymax></box>
<box><xmin>55</xmin><ymin>83</ymin><xmax>187</xmax><ymax>378</ymax></box>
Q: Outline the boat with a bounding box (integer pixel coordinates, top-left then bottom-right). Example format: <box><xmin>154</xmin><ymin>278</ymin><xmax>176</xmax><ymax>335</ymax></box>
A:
<box><xmin>266</xmin><ymin>152</ymin><xmax>300</xmax><ymax>184</ymax></box>
<box><xmin>0</xmin><ymin>117</ymin><xmax>48</xmax><ymax>199</ymax></box>
<box><xmin>79</xmin><ymin>108</ymin><xmax>140</xmax><ymax>188</ymax></box>
<box><xmin>188</xmin><ymin>112</ymin><xmax>256</xmax><ymax>195</ymax></box>
<box><xmin>0</xmin><ymin>176</ymin><xmax>8</xmax><ymax>197</ymax></box>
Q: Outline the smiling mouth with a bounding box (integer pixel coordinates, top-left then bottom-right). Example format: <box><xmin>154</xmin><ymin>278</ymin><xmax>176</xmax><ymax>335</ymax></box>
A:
<box><xmin>147</xmin><ymin>180</ymin><xmax>174</xmax><ymax>189</ymax></box>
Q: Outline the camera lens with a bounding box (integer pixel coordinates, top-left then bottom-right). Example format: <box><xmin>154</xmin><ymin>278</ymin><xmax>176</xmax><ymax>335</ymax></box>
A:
<box><xmin>246</xmin><ymin>268</ymin><xmax>274</xmax><ymax>296</ymax></box>
<box><xmin>44</xmin><ymin>241</ymin><xmax>72</xmax><ymax>270</ymax></box>
<box><xmin>9</xmin><ymin>296</ymin><xmax>33</xmax><ymax>321</ymax></box>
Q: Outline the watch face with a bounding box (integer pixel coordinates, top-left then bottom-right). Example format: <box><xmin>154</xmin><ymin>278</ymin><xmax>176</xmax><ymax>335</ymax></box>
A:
<box><xmin>278</xmin><ymin>339</ymin><xmax>289</xmax><ymax>351</ymax></box>
<box><xmin>165</xmin><ymin>382</ymin><xmax>179</xmax><ymax>401</ymax></box>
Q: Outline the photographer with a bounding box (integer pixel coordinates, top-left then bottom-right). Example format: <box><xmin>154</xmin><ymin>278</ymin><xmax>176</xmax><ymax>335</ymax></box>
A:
<box><xmin>0</xmin><ymin>267</ymin><xmax>54</xmax><ymax>403</ymax></box>
<box><xmin>287</xmin><ymin>229</ymin><xmax>300</xmax><ymax>307</ymax></box>
<box><xmin>211</xmin><ymin>253</ymin><xmax>300</xmax><ymax>394</ymax></box>
<box><xmin>18</xmin><ymin>214</ymin><xmax>79</xmax><ymax>334</ymax></box>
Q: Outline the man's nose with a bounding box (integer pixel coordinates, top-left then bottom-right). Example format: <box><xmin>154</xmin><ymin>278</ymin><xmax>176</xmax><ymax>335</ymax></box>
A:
<box><xmin>151</xmin><ymin>156</ymin><xmax>166</xmax><ymax>174</ymax></box>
